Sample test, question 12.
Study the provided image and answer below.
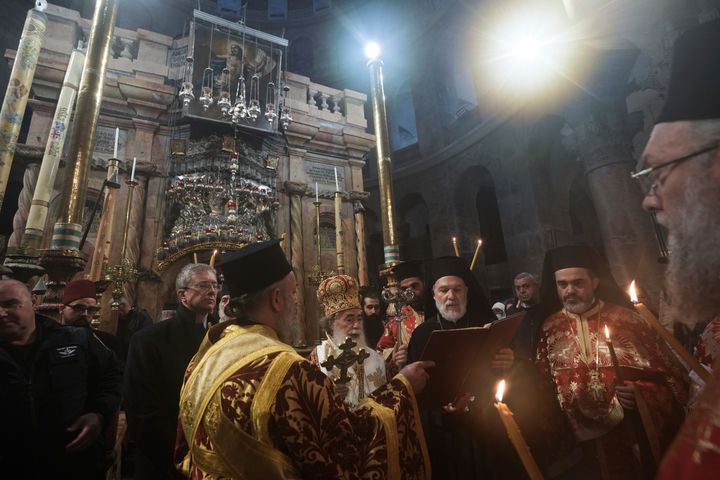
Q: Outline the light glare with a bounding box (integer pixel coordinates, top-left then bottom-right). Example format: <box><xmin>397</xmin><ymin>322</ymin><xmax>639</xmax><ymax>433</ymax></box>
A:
<box><xmin>364</xmin><ymin>42</ymin><xmax>381</xmax><ymax>60</ymax></box>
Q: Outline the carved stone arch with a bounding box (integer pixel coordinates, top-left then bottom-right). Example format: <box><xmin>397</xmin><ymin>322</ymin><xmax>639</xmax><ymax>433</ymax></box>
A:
<box><xmin>396</xmin><ymin>192</ymin><xmax>432</xmax><ymax>261</ymax></box>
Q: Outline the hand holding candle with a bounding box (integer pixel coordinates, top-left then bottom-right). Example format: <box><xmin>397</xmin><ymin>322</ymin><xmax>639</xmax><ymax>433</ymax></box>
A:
<box><xmin>628</xmin><ymin>280</ymin><xmax>711</xmax><ymax>383</ymax></box>
<box><xmin>494</xmin><ymin>380</ymin><xmax>544</xmax><ymax>480</ymax></box>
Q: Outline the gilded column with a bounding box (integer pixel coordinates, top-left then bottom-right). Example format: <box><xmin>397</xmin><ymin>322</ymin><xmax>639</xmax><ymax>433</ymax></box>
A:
<box><xmin>22</xmin><ymin>48</ymin><xmax>85</xmax><ymax>252</ymax></box>
<box><xmin>0</xmin><ymin>5</ymin><xmax>47</xmax><ymax>211</ymax></box>
<box><xmin>49</xmin><ymin>0</ymin><xmax>119</xmax><ymax>251</ymax></box>
<box><xmin>284</xmin><ymin>181</ymin><xmax>308</xmax><ymax>347</ymax></box>
<box><xmin>367</xmin><ymin>57</ymin><xmax>400</xmax><ymax>268</ymax></box>
<box><xmin>38</xmin><ymin>0</ymin><xmax>119</xmax><ymax>319</ymax></box>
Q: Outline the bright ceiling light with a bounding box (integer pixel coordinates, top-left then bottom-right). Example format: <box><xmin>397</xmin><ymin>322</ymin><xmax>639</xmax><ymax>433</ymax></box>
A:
<box><xmin>511</xmin><ymin>35</ymin><xmax>542</xmax><ymax>60</ymax></box>
<box><xmin>364</xmin><ymin>42</ymin><xmax>381</xmax><ymax>60</ymax></box>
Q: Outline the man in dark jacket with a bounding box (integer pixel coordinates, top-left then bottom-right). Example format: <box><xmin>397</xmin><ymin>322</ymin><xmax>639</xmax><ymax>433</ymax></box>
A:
<box><xmin>124</xmin><ymin>263</ymin><xmax>218</xmax><ymax>479</ymax></box>
<box><xmin>115</xmin><ymin>296</ymin><xmax>151</xmax><ymax>361</ymax></box>
<box><xmin>0</xmin><ymin>279</ymin><xmax>123</xmax><ymax>479</ymax></box>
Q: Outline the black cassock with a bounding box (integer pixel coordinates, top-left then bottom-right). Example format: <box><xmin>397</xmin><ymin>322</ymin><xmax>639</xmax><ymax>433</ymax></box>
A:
<box><xmin>408</xmin><ymin>312</ymin><xmax>577</xmax><ymax>479</ymax></box>
<box><xmin>124</xmin><ymin>304</ymin><xmax>214</xmax><ymax>480</ymax></box>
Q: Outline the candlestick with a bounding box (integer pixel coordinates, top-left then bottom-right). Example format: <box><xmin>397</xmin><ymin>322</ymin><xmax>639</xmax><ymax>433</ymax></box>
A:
<box><xmin>315</xmin><ymin>181</ymin><xmax>319</xmax><ymax>202</ymax></box>
<box><xmin>452</xmin><ymin>237</ymin><xmax>460</xmax><ymax>257</ymax></box>
<box><xmin>604</xmin><ymin>325</ymin><xmax>624</xmax><ymax>383</ymax></box>
<box><xmin>209</xmin><ymin>249</ymin><xmax>218</xmax><ymax>268</ymax></box>
<box><xmin>469</xmin><ymin>239</ymin><xmax>483</xmax><ymax>270</ymax></box>
<box><xmin>334</xmin><ymin>167</ymin><xmax>339</xmax><ymax>192</ymax></box>
<box><xmin>494</xmin><ymin>380</ymin><xmax>544</xmax><ymax>480</ymax></box>
<box><xmin>628</xmin><ymin>280</ymin><xmax>711</xmax><ymax>383</ymax></box>
<box><xmin>113</xmin><ymin>127</ymin><xmax>119</xmax><ymax>158</ymax></box>
<box><xmin>335</xmin><ymin>191</ymin><xmax>345</xmax><ymax>274</ymax></box>
<box><xmin>130</xmin><ymin>157</ymin><xmax>137</xmax><ymax>182</ymax></box>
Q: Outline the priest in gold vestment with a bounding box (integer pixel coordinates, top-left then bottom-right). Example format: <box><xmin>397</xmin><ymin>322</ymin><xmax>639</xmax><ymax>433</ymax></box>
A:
<box><xmin>175</xmin><ymin>240</ymin><xmax>433</xmax><ymax>479</ymax></box>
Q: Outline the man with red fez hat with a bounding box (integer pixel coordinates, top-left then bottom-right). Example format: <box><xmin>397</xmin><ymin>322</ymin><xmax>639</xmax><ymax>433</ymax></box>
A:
<box><xmin>636</xmin><ymin>18</ymin><xmax>720</xmax><ymax>479</ymax></box>
<box><xmin>176</xmin><ymin>240</ymin><xmax>434</xmax><ymax>479</ymax></box>
<box><xmin>536</xmin><ymin>245</ymin><xmax>689</xmax><ymax>478</ymax></box>
<box><xmin>61</xmin><ymin>279</ymin><xmax>121</xmax><ymax>359</ymax></box>
<box><xmin>377</xmin><ymin>259</ymin><xmax>426</xmax><ymax>368</ymax></box>
<box><xmin>311</xmin><ymin>274</ymin><xmax>387</xmax><ymax>409</ymax></box>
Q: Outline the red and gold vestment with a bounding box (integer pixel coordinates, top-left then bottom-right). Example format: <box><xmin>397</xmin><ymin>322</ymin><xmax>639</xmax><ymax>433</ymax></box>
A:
<box><xmin>537</xmin><ymin>301</ymin><xmax>688</xmax><ymax>476</ymax></box>
<box><xmin>695</xmin><ymin>317</ymin><xmax>720</xmax><ymax>368</ymax></box>
<box><xmin>377</xmin><ymin>305</ymin><xmax>424</xmax><ymax>352</ymax></box>
<box><xmin>657</xmin><ymin>358</ymin><xmax>720</xmax><ymax>479</ymax></box>
<box><xmin>176</xmin><ymin>323</ymin><xmax>430</xmax><ymax>479</ymax></box>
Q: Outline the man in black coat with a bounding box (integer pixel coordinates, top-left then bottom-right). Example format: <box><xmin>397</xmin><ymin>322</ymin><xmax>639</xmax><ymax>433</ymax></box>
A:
<box><xmin>124</xmin><ymin>263</ymin><xmax>218</xmax><ymax>479</ymax></box>
<box><xmin>0</xmin><ymin>279</ymin><xmax>123</xmax><ymax>479</ymax></box>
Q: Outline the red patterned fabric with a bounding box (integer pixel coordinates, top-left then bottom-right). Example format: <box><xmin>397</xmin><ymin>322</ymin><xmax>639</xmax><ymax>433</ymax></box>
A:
<box><xmin>537</xmin><ymin>301</ymin><xmax>688</xmax><ymax>462</ymax></box>
<box><xmin>695</xmin><ymin>317</ymin><xmax>720</xmax><ymax>368</ymax></box>
<box><xmin>377</xmin><ymin>305</ymin><xmax>424</xmax><ymax>351</ymax></box>
<box><xmin>657</xmin><ymin>358</ymin><xmax>720</xmax><ymax>480</ymax></box>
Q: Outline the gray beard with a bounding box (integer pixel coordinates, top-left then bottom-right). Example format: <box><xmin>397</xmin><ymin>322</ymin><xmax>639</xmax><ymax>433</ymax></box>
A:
<box><xmin>436</xmin><ymin>300</ymin><xmax>466</xmax><ymax>322</ymax></box>
<box><xmin>665</xmin><ymin>164</ymin><xmax>720</xmax><ymax>328</ymax></box>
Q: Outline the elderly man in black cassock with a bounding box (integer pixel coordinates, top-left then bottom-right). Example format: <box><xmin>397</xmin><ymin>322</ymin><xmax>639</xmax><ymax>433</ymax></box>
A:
<box><xmin>124</xmin><ymin>263</ymin><xmax>218</xmax><ymax>479</ymax></box>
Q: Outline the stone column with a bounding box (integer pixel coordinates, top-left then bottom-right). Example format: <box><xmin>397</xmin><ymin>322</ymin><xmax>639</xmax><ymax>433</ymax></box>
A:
<box><xmin>284</xmin><ymin>181</ymin><xmax>308</xmax><ymax>347</ymax></box>
<box><xmin>576</xmin><ymin>99</ymin><xmax>665</xmax><ymax>308</ymax></box>
<box><xmin>8</xmin><ymin>159</ymin><xmax>40</xmax><ymax>248</ymax></box>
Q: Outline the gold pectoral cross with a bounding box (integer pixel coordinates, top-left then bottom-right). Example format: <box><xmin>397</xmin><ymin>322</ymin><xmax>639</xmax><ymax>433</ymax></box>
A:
<box><xmin>588</xmin><ymin>370</ymin><xmax>607</xmax><ymax>402</ymax></box>
<box><xmin>321</xmin><ymin>337</ymin><xmax>370</xmax><ymax>384</ymax></box>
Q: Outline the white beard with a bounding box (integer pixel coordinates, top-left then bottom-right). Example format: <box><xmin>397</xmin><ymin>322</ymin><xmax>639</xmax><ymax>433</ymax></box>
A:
<box><xmin>331</xmin><ymin>328</ymin><xmax>366</xmax><ymax>348</ymax></box>
<box><xmin>435</xmin><ymin>299</ymin><xmax>467</xmax><ymax>322</ymax></box>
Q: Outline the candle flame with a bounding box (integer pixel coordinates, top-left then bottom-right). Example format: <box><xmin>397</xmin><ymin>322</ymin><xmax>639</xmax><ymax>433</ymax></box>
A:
<box><xmin>495</xmin><ymin>379</ymin><xmax>506</xmax><ymax>403</ymax></box>
<box><xmin>453</xmin><ymin>237</ymin><xmax>457</xmax><ymax>242</ymax></box>
<box><xmin>628</xmin><ymin>280</ymin><xmax>639</xmax><ymax>304</ymax></box>
<box><xmin>604</xmin><ymin>324</ymin><xmax>610</xmax><ymax>340</ymax></box>
<box><xmin>478</xmin><ymin>239</ymin><xmax>483</xmax><ymax>246</ymax></box>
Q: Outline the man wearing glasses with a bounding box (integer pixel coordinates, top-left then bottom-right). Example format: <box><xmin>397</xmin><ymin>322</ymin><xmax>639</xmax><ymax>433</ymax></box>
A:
<box><xmin>61</xmin><ymin>279</ymin><xmax>122</xmax><ymax>360</ymax></box>
<box><xmin>634</xmin><ymin>19</ymin><xmax>720</xmax><ymax>479</ymax></box>
<box><xmin>124</xmin><ymin>263</ymin><xmax>219</xmax><ymax>479</ymax></box>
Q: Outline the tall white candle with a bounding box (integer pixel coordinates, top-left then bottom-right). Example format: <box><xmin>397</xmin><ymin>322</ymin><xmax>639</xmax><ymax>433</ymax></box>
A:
<box><xmin>130</xmin><ymin>157</ymin><xmax>137</xmax><ymax>181</ymax></box>
<box><xmin>315</xmin><ymin>182</ymin><xmax>319</xmax><ymax>202</ymax></box>
<box><xmin>334</xmin><ymin>167</ymin><xmax>339</xmax><ymax>192</ymax></box>
<box><xmin>113</xmin><ymin>127</ymin><xmax>119</xmax><ymax>158</ymax></box>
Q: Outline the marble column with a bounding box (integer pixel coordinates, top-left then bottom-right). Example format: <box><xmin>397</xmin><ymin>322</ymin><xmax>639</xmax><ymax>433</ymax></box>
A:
<box><xmin>284</xmin><ymin>181</ymin><xmax>308</xmax><ymax>347</ymax></box>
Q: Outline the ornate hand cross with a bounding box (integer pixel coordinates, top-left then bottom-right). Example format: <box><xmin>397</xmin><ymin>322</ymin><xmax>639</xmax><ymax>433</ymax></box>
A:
<box><xmin>321</xmin><ymin>337</ymin><xmax>370</xmax><ymax>384</ymax></box>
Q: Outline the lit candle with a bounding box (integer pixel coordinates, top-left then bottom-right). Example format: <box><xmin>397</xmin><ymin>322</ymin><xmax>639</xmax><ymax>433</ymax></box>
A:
<box><xmin>315</xmin><ymin>182</ymin><xmax>319</xmax><ymax>202</ymax></box>
<box><xmin>334</xmin><ymin>167</ymin><xmax>339</xmax><ymax>192</ymax></box>
<box><xmin>113</xmin><ymin>127</ymin><xmax>119</xmax><ymax>158</ymax></box>
<box><xmin>604</xmin><ymin>324</ymin><xmax>624</xmax><ymax>383</ymax></box>
<box><xmin>130</xmin><ymin>157</ymin><xmax>137</xmax><ymax>182</ymax></box>
<box><xmin>452</xmin><ymin>237</ymin><xmax>460</xmax><ymax>257</ymax></box>
<box><xmin>494</xmin><ymin>380</ymin><xmax>544</xmax><ymax>480</ymax></box>
<box><xmin>209</xmin><ymin>249</ymin><xmax>218</xmax><ymax>268</ymax></box>
<box><xmin>469</xmin><ymin>239</ymin><xmax>483</xmax><ymax>270</ymax></box>
<box><xmin>628</xmin><ymin>280</ymin><xmax>711</xmax><ymax>383</ymax></box>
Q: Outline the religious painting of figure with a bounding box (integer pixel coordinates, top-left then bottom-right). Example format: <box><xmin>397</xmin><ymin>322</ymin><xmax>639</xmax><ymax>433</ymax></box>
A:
<box><xmin>188</xmin><ymin>17</ymin><xmax>284</xmax><ymax>132</ymax></box>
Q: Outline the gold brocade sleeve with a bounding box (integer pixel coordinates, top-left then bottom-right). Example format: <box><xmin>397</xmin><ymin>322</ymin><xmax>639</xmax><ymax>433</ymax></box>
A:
<box><xmin>268</xmin><ymin>361</ymin><xmax>431</xmax><ymax>480</ymax></box>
